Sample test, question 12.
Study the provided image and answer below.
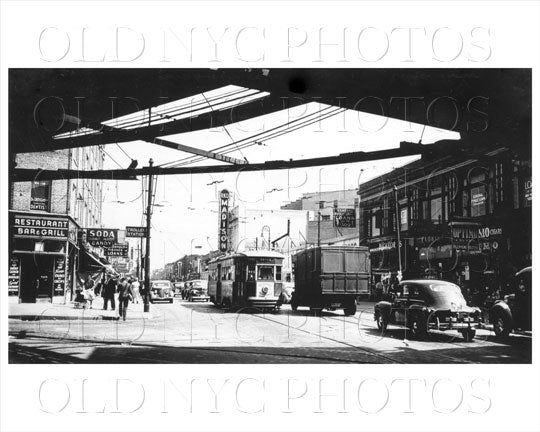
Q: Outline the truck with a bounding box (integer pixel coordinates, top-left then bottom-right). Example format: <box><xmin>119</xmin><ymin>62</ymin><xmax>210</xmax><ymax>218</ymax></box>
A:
<box><xmin>291</xmin><ymin>246</ymin><xmax>370</xmax><ymax>315</ymax></box>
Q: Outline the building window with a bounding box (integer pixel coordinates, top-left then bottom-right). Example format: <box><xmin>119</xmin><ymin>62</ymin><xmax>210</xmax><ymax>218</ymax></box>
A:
<box><xmin>400</xmin><ymin>207</ymin><xmax>408</xmax><ymax>231</ymax></box>
<box><xmin>30</xmin><ymin>180</ymin><xmax>51</xmax><ymax>211</ymax></box>
<box><xmin>371</xmin><ymin>209</ymin><xmax>381</xmax><ymax>237</ymax></box>
<box><xmin>470</xmin><ymin>185</ymin><xmax>487</xmax><ymax>216</ymax></box>
<box><xmin>430</xmin><ymin>197</ymin><xmax>443</xmax><ymax>223</ymax></box>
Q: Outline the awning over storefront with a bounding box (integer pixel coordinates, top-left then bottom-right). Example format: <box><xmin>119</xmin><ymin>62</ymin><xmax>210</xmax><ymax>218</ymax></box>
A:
<box><xmin>79</xmin><ymin>248</ymin><xmax>108</xmax><ymax>272</ymax></box>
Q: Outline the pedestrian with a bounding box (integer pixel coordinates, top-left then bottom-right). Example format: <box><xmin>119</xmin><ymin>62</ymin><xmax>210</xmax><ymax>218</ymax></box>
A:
<box><xmin>83</xmin><ymin>276</ymin><xmax>96</xmax><ymax>309</ymax></box>
<box><xmin>117</xmin><ymin>277</ymin><xmax>134</xmax><ymax>321</ymax></box>
<box><xmin>102</xmin><ymin>275</ymin><xmax>117</xmax><ymax>311</ymax></box>
<box><xmin>131</xmin><ymin>278</ymin><xmax>141</xmax><ymax>304</ymax></box>
<box><xmin>375</xmin><ymin>279</ymin><xmax>383</xmax><ymax>301</ymax></box>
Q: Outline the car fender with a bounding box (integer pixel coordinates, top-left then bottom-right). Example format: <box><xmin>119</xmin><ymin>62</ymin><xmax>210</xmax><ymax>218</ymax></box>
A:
<box><xmin>374</xmin><ymin>301</ymin><xmax>392</xmax><ymax>319</ymax></box>
<box><xmin>490</xmin><ymin>301</ymin><xmax>513</xmax><ymax>323</ymax></box>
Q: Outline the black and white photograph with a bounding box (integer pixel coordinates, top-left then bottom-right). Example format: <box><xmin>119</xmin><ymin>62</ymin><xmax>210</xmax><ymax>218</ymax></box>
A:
<box><xmin>1</xmin><ymin>2</ymin><xmax>539</xmax><ymax>432</ymax></box>
<box><xmin>6</xmin><ymin>68</ymin><xmax>533</xmax><ymax>364</ymax></box>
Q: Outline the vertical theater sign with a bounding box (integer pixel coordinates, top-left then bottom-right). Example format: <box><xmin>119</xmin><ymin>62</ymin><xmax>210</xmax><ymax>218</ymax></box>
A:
<box><xmin>219</xmin><ymin>189</ymin><xmax>230</xmax><ymax>252</ymax></box>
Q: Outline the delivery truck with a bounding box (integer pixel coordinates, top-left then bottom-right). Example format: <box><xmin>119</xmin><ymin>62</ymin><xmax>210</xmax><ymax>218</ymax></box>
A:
<box><xmin>291</xmin><ymin>246</ymin><xmax>370</xmax><ymax>315</ymax></box>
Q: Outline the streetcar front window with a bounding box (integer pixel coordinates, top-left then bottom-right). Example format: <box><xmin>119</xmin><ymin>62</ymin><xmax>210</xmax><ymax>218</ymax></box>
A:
<box><xmin>257</xmin><ymin>265</ymin><xmax>274</xmax><ymax>281</ymax></box>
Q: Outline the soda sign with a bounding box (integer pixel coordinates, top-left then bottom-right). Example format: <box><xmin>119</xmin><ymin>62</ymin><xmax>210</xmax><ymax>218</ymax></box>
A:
<box><xmin>218</xmin><ymin>189</ymin><xmax>230</xmax><ymax>252</ymax></box>
<box><xmin>86</xmin><ymin>228</ymin><xmax>118</xmax><ymax>247</ymax></box>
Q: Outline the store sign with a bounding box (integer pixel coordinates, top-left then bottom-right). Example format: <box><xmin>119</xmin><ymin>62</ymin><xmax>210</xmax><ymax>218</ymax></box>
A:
<box><xmin>478</xmin><ymin>226</ymin><xmax>503</xmax><ymax>238</ymax></box>
<box><xmin>30</xmin><ymin>197</ymin><xmax>48</xmax><ymax>211</ymax></box>
<box><xmin>524</xmin><ymin>179</ymin><xmax>532</xmax><ymax>203</ymax></box>
<box><xmin>86</xmin><ymin>228</ymin><xmax>118</xmax><ymax>247</ymax></box>
<box><xmin>105</xmin><ymin>243</ymin><xmax>129</xmax><ymax>257</ymax></box>
<box><xmin>370</xmin><ymin>241</ymin><xmax>400</xmax><ymax>252</ymax></box>
<box><xmin>334</xmin><ymin>208</ymin><xmax>356</xmax><ymax>228</ymax></box>
<box><xmin>126</xmin><ymin>226</ymin><xmax>147</xmax><ymax>237</ymax></box>
<box><xmin>400</xmin><ymin>208</ymin><xmax>408</xmax><ymax>225</ymax></box>
<box><xmin>53</xmin><ymin>256</ymin><xmax>66</xmax><ymax>296</ymax></box>
<box><xmin>8</xmin><ymin>257</ymin><xmax>20</xmax><ymax>295</ymax></box>
<box><xmin>11</xmin><ymin>214</ymin><xmax>69</xmax><ymax>239</ymax></box>
<box><xmin>471</xmin><ymin>191</ymin><xmax>486</xmax><ymax>206</ymax></box>
<box><xmin>218</xmin><ymin>189</ymin><xmax>230</xmax><ymax>252</ymax></box>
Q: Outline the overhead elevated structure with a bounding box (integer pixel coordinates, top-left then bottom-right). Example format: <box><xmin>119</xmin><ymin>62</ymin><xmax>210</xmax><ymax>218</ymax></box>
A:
<box><xmin>9</xmin><ymin>68</ymin><xmax>531</xmax><ymax>180</ymax></box>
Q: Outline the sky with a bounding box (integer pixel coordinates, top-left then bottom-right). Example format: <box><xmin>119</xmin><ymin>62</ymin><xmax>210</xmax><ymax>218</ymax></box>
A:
<box><xmin>99</xmin><ymin>97</ymin><xmax>460</xmax><ymax>270</ymax></box>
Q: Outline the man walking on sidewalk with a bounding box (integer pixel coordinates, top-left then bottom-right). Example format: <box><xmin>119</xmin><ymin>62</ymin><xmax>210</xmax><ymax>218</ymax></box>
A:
<box><xmin>117</xmin><ymin>277</ymin><xmax>134</xmax><ymax>321</ymax></box>
<box><xmin>102</xmin><ymin>275</ymin><xmax>117</xmax><ymax>311</ymax></box>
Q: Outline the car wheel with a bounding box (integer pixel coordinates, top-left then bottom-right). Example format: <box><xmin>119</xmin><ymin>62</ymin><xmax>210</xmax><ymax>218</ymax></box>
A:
<box><xmin>344</xmin><ymin>299</ymin><xmax>357</xmax><ymax>316</ymax></box>
<box><xmin>169</xmin><ymin>299</ymin><xmax>173</xmax><ymax>304</ymax></box>
<box><xmin>310</xmin><ymin>307</ymin><xmax>322</xmax><ymax>317</ymax></box>
<box><xmin>408</xmin><ymin>316</ymin><xmax>427</xmax><ymax>340</ymax></box>
<box><xmin>493</xmin><ymin>314</ymin><xmax>511</xmax><ymax>337</ymax></box>
<box><xmin>461</xmin><ymin>328</ymin><xmax>476</xmax><ymax>342</ymax></box>
<box><xmin>376</xmin><ymin>313</ymin><xmax>388</xmax><ymax>333</ymax></box>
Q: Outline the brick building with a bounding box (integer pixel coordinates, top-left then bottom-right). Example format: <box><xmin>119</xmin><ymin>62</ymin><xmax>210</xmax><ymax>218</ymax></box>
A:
<box><xmin>293</xmin><ymin>143</ymin><xmax>532</xmax><ymax>295</ymax></box>
<box><xmin>9</xmin><ymin>147</ymin><xmax>106</xmax><ymax>303</ymax></box>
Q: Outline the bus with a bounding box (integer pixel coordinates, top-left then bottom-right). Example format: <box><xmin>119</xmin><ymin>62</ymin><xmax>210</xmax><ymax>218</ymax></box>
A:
<box><xmin>207</xmin><ymin>250</ymin><xmax>285</xmax><ymax>310</ymax></box>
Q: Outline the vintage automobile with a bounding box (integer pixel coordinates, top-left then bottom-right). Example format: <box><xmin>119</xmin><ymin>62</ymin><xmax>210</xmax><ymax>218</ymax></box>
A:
<box><xmin>490</xmin><ymin>266</ymin><xmax>531</xmax><ymax>337</ymax></box>
<box><xmin>150</xmin><ymin>280</ymin><xmax>174</xmax><ymax>303</ymax></box>
<box><xmin>172</xmin><ymin>282</ymin><xmax>184</xmax><ymax>297</ymax></box>
<box><xmin>186</xmin><ymin>279</ymin><xmax>210</xmax><ymax>302</ymax></box>
<box><xmin>374</xmin><ymin>279</ymin><xmax>483</xmax><ymax>341</ymax></box>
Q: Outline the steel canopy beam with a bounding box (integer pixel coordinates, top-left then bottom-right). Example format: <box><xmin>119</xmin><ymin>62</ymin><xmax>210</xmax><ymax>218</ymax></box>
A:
<box><xmin>12</xmin><ymin>141</ymin><xmax>455</xmax><ymax>182</ymax></box>
<box><xmin>153</xmin><ymin>137</ymin><xmax>247</xmax><ymax>165</ymax></box>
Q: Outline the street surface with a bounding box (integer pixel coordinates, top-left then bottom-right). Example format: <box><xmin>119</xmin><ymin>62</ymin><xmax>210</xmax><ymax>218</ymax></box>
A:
<box><xmin>9</xmin><ymin>298</ymin><xmax>532</xmax><ymax>364</ymax></box>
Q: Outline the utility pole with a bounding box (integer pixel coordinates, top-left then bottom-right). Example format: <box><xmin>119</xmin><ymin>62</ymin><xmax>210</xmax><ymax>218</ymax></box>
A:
<box><xmin>317</xmin><ymin>201</ymin><xmax>324</xmax><ymax>247</ymax></box>
<box><xmin>143</xmin><ymin>158</ymin><xmax>154</xmax><ymax>313</ymax></box>
<box><xmin>393</xmin><ymin>185</ymin><xmax>403</xmax><ymax>279</ymax></box>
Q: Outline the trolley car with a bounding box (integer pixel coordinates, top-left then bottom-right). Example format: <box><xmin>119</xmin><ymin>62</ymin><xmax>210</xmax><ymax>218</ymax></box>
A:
<box><xmin>207</xmin><ymin>250</ymin><xmax>285</xmax><ymax>310</ymax></box>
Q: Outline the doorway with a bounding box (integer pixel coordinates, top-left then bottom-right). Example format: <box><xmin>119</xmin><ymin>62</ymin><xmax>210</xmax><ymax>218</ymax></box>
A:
<box><xmin>19</xmin><ymin>255</ymin><xmax>54</xmax><ymax>303</ymax></box>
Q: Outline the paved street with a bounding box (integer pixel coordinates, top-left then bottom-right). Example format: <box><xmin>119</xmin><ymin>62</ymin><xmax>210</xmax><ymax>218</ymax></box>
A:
<box><xmin>8</xmin><ymin>298</ymin><xmax>531</xmax><ymax>364</ymax></box>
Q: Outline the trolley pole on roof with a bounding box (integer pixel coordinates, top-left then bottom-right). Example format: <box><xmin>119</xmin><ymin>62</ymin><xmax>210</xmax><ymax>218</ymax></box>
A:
<box><xmin>143</xmin><ymin>159</ymin><xmax>154</xmax><ymax>313</ymax></box>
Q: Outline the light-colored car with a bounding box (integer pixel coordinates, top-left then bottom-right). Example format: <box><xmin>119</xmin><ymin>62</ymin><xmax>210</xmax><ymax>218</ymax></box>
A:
<box><xmin>150</xmin><ymin>280</ymin><xmax>174</xmax><ymax>303</ymax></box>
<box><xmin>173</xmin><ymin>282</ymin><xmax>184</xmax><ymax>297</ymax></box>
<box><xmin>186</xmin><ymin>279</ymin><xmax>210</xmax><ymax>302</ymax></box>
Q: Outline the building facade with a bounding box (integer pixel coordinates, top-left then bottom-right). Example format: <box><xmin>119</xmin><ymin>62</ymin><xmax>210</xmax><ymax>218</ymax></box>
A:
<box><xmin>9</xmin><ymin>147</ymin><xmax>106</xmax><ymax>303</ymax></box>
<box><xmin>299</xmin><ymin>145</ymin><xmax>531</xmax><ymax>295</ymax></box>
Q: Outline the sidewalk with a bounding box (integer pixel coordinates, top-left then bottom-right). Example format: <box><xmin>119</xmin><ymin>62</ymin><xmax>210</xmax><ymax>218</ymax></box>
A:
<box><xmin>9</xmin><ymin>297</ymin><xmax>147</xmax><ymax>321</ymax></box>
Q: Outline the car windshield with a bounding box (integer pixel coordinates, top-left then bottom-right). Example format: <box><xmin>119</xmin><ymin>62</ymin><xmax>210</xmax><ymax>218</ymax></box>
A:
<box><xmin>152</xmin><ymin>282</ymin><xmax>170</xmax><ymax>288</ymax></box>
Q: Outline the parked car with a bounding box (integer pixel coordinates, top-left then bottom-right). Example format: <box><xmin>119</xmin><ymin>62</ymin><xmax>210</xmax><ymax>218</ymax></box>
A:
<box><xmin>490</xmin><ymin>266</ymin><xmax>531</xmax><ymax>337</ymax></box>
<box><xmin>374</xmin><ymin>279</ymin><xmax>483</xmax><ymax>341</ymax></box>
<box><xmin>173</xmin><ymin>282</ymin><xmax>184</xmax><ymax>297</ymax></box>
<box><xmin>186</xmin><ymin>279</ymin><xmax>209</xmax><ymax>302</ymax></box>
<box><xmin>150</xmin><ymin>280</ymin><xmax>174</xmax><ymax>303</ymax></box>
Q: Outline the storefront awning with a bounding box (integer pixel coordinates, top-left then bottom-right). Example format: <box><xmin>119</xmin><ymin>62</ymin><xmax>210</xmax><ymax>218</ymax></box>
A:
<box><xmin>79</xmin><ymin>248</ymin><xmax>108</xmax><ymax>272</ymax></box>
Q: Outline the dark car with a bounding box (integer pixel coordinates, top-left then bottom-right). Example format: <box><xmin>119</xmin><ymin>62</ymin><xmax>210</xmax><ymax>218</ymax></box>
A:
<box><xmin>186</xmin><ymin>279</ymin><xmax>210</xmax><ymax>302</ymax></box>
<box><xmin>490</xmin><ymin>267</ymin><xmax>531</xmax><ymax>337</ymax></box>
<box><xmin>374</xmin><ymin>279</ymin><xmax>483</xmax><ymax>341</ymax></box>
